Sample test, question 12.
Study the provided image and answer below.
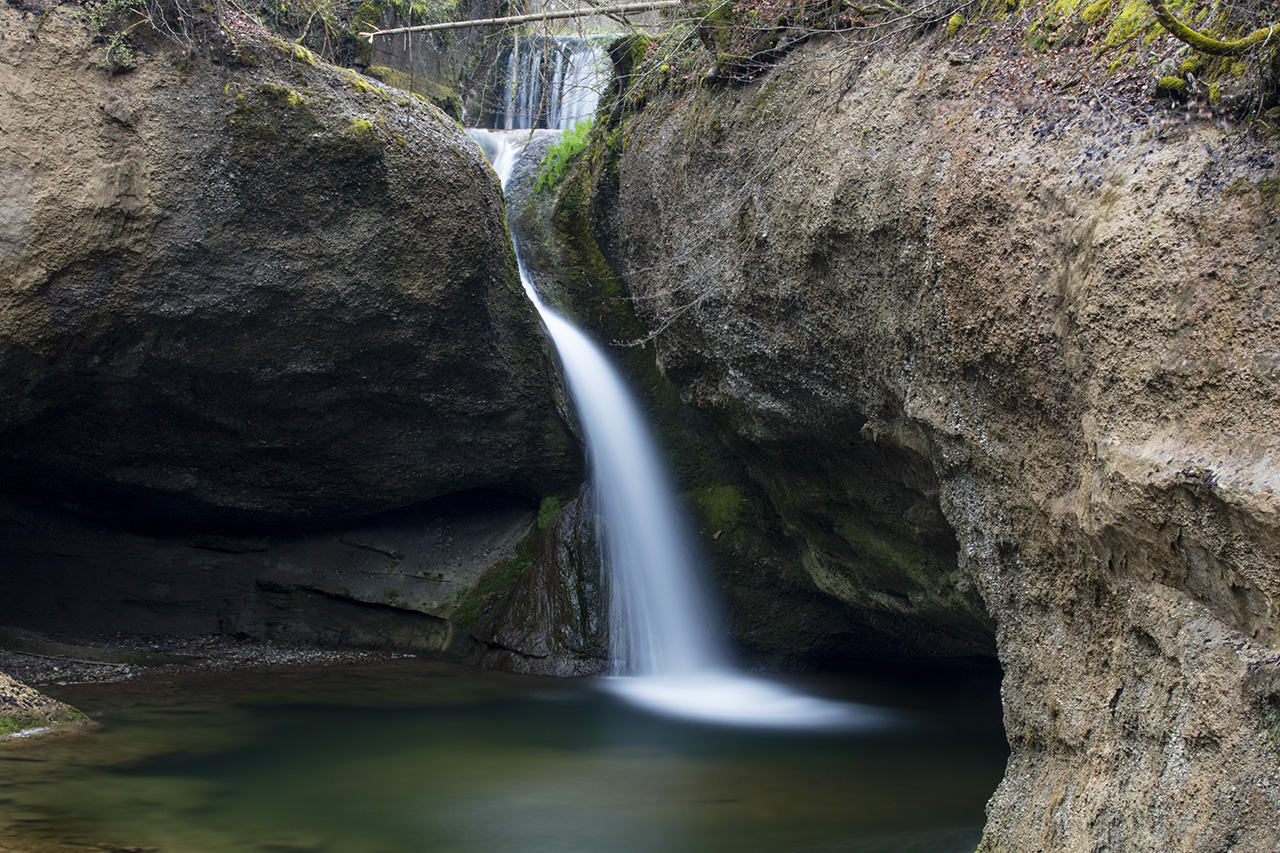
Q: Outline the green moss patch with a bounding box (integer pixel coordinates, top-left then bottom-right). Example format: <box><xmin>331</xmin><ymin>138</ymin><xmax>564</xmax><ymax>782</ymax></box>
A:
<box><xmin>1263</xmin><ymin>695</ymin><xmax>1280</xmax><ymax>753</ymax></box>
<box><xmin>537</xmin><ymin>495</ymin><xmax>568</xmax><ymax>531</ymax></box>
<box><xmin>226</xmin><ymin>83</ymin><xmax>321</xmax><ymax>143</ymax></box>
<box><xmin>364</xmin><ymin>66</ymin><xmax>462</xmax><ymax>119</ymax></box>
<box><xmin>0</xmin><ymin>715</ymin><xmax>41</xmax><ymax>736</ymax></box>
<box><xmin>452</xmin><ymin>530</ymin><xmax>540</xmax><ymax>630</ymax></box>
<box><xmin>536</xmin><ymin>118</ymin><xmax>595</xmax><ymax>196</ymax></box>
<box><xmin>690</xmin><ymin>484</ymin><xmax>745</xmax><ymax>534</ymax></box>
<box><xmin>0</xmin><ymin>695</ymin><xmax>88</xmax><ymax>738</ymax></box>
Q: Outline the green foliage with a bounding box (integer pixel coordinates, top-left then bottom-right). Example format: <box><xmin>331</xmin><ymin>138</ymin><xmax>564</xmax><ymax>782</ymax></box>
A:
<box><xmin>537</xmin><ymin>495</ymin><xmax>567</xmax><ymax>530</ymax></box>
<box><xmin>535</xmin><ymin>118</ymin><xmax>595</xmax><ymax>196</ymax></box>
<box><xmin>81</xmin><ymin>0</ymin><xmax>146</xmax><ymax>69</ymax></box>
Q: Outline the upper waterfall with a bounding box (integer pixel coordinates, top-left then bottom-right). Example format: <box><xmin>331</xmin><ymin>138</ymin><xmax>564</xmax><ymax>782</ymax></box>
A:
<box><xmin>488</xmin><ymin>36</ymin><xmax>610</xmax><ymax>130</ymax></box>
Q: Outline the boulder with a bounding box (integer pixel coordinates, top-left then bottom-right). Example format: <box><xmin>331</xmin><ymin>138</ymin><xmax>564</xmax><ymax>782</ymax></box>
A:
<box><xmin>0</xmin><ymin>6</ymin><xmax>579</xmax><ymax>527</ymax></box>
<box><xmin>0</xmin><ymin>670</ymin><xmax>89</xmax><ymax>737</ymax></box>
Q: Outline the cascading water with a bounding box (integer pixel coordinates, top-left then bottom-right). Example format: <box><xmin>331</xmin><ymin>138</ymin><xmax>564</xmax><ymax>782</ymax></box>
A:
<box><xmin>469</xmin><ymin>129</ymin><xmax>867</xmax><ymax>728</ymax></box>
<box><xmin>529</xmin><ymin>301</ymin><xmax>728</xmax><ymax>677</ymax></box>
<box><xmin>492</xmin><ymin>36</ymin><xmax>609</xmax><ymax>130</ymax></box>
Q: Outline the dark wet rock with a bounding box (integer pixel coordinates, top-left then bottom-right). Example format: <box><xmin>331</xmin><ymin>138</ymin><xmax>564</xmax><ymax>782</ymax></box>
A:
<box><xmin>467</xmin><ymin>489</ymin><xmax>607</xmax><ymax>676</ymax></box>
<box><xmin>0</xmin><ymin>490</ymin><xmax>536</xmax><ymax>654</ymax></box>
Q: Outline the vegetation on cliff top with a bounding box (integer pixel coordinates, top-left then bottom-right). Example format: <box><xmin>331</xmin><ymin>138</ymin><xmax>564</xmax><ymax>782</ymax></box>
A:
<box><xmin>73</xmin><ymin>0</ymin><xmax>1280</xmax><ymax>120</ymax></box>
<box><xmin>74</xmin><ymin>0</ymin><xmax>459</xmax><ymax>71</ymax></box>
<box><xmin>536</xmin><ymin>117</ymin><xmax>596</xmax><ymax>195</ymax></box>
<box><xmin>576</xmin><ymin>0</ymin><xmax>1279</xmax><ymax>122</ymax></box>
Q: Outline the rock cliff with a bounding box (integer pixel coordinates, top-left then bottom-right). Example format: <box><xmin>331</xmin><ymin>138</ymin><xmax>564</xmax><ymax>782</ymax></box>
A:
<box><xmin>587</xmin><ymin>34</ymin><xmax>1280</xmax><ymax>853</ymax></box>
<box><xmin>509</xmin><ymin>129</ymin><xmax>880</xmax><ymax>669</ymax></box>
<box><xmin>0</xmin><ymin>5</ymin><xmax>582</xmax><ymax>669</ymax></box>
<box><xmin>0</xmin><ymin>4</ymin><xmax>578</xmax><ymax>527</ymax></box>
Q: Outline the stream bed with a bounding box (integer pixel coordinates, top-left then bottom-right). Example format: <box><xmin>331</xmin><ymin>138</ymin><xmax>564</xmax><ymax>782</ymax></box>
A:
<box><xmin>1</xmin><ymin>658</ymin><xmax>1006</xmax><ymax>852</ymax></box>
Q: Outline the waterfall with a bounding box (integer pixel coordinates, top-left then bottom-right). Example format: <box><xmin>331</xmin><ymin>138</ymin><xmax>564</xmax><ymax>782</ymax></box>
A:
<box><xmin>492</xmin><ymin>36</ymin><xmax>609</xmax><ymax>130</ymax></box>
<box><xmin>467</xmin><ymin>129</ymin><xmax>865</xmax><ymax>729</ymax></box>
<box><xmin>518</xmin><ymin>264</ymin><xmax>729</xmax><ymax>677</ymax></box>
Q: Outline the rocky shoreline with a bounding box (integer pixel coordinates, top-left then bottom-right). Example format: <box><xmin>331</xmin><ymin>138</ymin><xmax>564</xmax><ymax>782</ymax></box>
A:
<box><xmin>0</xmin><ymin>627</ymin><xmax>409</xmax><ymax>738</ymax></box>
<box><xmin>0</xmin><ymin>627</ymin><xmax>408</xmax><ymax>687</ymax></box>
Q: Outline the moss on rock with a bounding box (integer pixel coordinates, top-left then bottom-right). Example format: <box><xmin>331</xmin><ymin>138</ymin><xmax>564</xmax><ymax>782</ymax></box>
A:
<box><xmin>0</xmin><ymin>672</ymin><xmax>91</xmax><ymax>738</ymax></box>
<box><xmin>363</xmin><ymin>64</ymin><xmax>463</xmax><ymax>120</ymax></box>
<box><xmin>0</xmin><ymin>4</ymin><xmax>579</xmax><ymax>526</ymax></box>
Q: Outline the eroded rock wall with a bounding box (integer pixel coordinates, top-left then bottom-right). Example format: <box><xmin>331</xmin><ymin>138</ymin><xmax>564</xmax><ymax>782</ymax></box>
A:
<box><xmin>0</xmin><ymin>490</ymin><xmax>537</xmax><ymax>653</ymax></box>
<box><xmin>0</xmin><ymin>6</ymin><xmax>578</xmax><ymax>527</ymax></box>
<box><xmin>0</xmin><ymin>8</ymin><xmax>587</xmax><ymax>668</ymax></box>
<box><xmin>594</xmin><ymin>37</ymin><xmax>1280</xmax><ymax>851</ymax></box>
<box><xmin>509</xmin><ymin>129</ymin><xmax>882</xmax><ymax>669</ymax></box>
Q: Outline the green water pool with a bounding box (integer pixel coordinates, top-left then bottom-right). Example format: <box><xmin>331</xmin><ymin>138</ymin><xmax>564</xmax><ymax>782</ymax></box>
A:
<box><xmin>1</xmin><ymin>659</ymin><xmax>1007</xmax><ymax>852</ymax></box>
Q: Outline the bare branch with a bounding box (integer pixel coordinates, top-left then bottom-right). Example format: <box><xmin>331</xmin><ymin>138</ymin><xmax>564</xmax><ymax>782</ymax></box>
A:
<box><xmin>359</xmin><ymin>1</ymin><xmax>682</xmax><ymax>40</ymax></box>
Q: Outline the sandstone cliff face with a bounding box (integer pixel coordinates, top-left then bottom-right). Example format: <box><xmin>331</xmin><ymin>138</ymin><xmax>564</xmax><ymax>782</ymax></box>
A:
<box><xmin>594</xmin><ymin>37</ymin><xmax>1280</xmax><ymax>851</ymax></box>
<box><xmin>0</xmin><ymin>6</ymin><xmax>578</xmax><ymax>527</ymax></box>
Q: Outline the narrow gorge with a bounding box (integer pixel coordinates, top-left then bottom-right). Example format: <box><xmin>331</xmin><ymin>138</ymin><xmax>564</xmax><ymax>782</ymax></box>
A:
<box><xmin>2</xmin><ymin>0</ymin><xmax>1278</xmax><ymax>850</ymax></box>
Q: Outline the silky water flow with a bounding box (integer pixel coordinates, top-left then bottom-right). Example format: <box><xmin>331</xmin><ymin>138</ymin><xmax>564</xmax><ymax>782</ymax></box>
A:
<box><xmin>470</xmin><ymin>128</ymin><xmax>872</xmax><ymax>729</ymax></box>
<box><xmin>494</xmin><ymin>37</ymin><xmax>609</xmax><ymax>129</ymax></box>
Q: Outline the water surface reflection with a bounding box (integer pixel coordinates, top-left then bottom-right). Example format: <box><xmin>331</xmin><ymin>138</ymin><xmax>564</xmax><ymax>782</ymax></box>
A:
<box><xmin>1</xmin><ymin>659</ymin><xmax>1006</xmax><ymax>852</ymax></box>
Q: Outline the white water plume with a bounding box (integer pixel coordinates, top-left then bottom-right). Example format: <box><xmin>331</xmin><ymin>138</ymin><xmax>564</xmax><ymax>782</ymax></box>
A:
<box><xmin>496</xmin><ymin>37</ymin><xmax>608</xmax><ymax>130</ymax></box>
